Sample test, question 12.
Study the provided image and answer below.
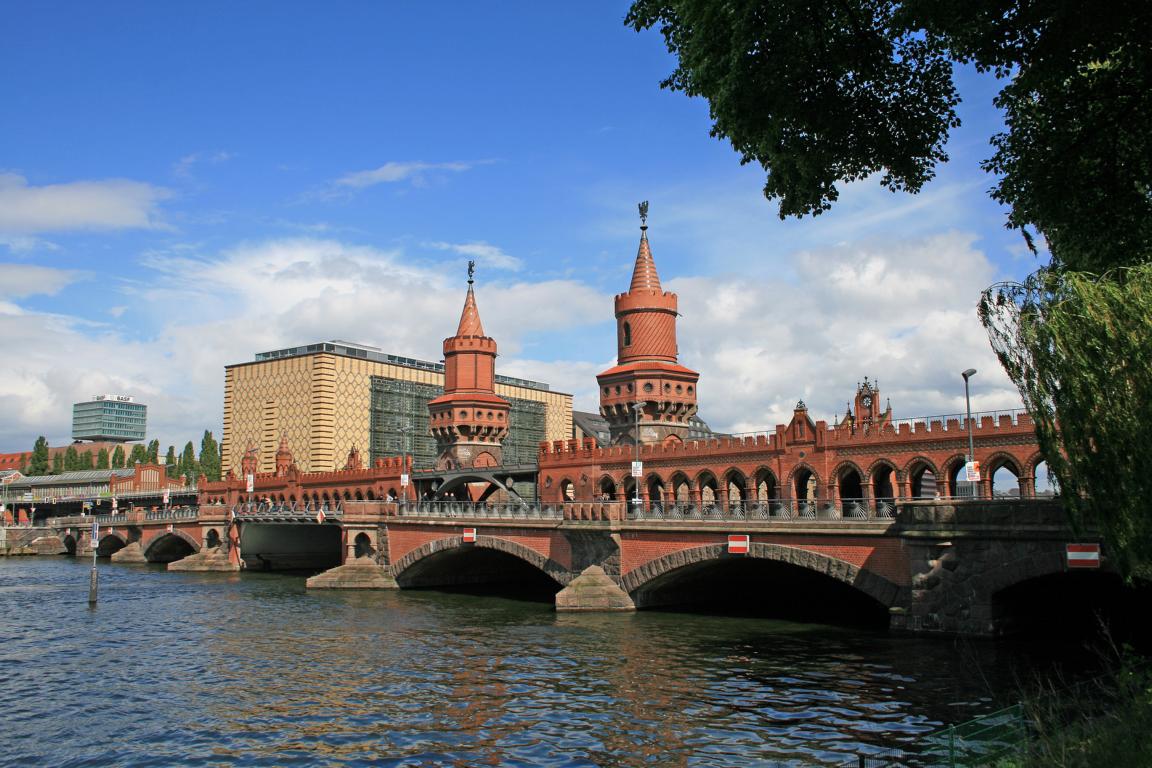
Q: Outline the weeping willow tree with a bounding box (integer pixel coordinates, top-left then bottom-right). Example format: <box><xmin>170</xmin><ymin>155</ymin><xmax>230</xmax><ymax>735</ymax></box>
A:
<box><xmin>980</xmin><ymin>265</ymin><xmax>1152</xmax><ymax>579</ymax></box>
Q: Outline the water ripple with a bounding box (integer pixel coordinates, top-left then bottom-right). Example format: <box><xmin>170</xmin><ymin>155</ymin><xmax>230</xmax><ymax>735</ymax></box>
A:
<box><xmin>0</xmin><ymin>557</ymin><xmax>1058</xmax><ymax>767</ymax></box>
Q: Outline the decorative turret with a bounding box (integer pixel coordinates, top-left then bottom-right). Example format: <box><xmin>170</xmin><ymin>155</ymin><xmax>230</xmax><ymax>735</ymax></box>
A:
<box><xmin>343</xmin><ymin>445</ymin><xmax>363</xmax><ymax>471</ymax></box>
<box><xmin>426</xmin><ymin>262</ymin><xmax>510</xmax><ymax>469</ymax></box>
<box><xmin>275</xmin><ymin>433</ymin><xmax>293</xmax><ymax>477</ymax></box>
<box><xmin>240</xmin><ymin>442</ymin><xmax>258</xmax><ymax>477</ymax></box>
<box><xmin>597</xmin><ymin>202</ymin><xmax>700</xmax><ymax>446</ymax></box>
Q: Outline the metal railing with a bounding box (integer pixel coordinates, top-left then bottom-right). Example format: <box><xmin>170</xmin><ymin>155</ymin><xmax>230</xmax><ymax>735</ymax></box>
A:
<box><xmin>144</xmin><ymin>506</ymin><xmax>198</xmax><ymax>521</ymax></box>
<box><xmin>628</xmin><ymin>498</ymin><xmax>900</xmax><ymax>522</ymax></box>
<box><xmin>231</xmin><ymin>500</ymin><xmax>344</xmax><ymax>521</ymax></box>
<box><xmin>399</xmin><ymin>501</ymin><xmax>564</xmax><ymax>520</ymax></box>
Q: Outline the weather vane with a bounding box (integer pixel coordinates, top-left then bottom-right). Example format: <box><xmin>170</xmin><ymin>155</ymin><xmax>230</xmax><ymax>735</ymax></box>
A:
<box><xmin>467</xmin><ymin>259</ymin><xmax>475</xmax><ymax>284</ymax></box>
<box><xmin>638</xmin><ymin>200</ymin><xmax>649</xmax><ymax>227</ymax></box>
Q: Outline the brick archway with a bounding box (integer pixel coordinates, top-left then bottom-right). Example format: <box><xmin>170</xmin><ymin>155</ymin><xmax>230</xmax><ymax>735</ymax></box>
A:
<box><xmin>143</xmin><ymin>530</ymin><xmax>200</xmax><ymax>561</ymax></box>
<box><xmin>390</xmin><ymin>535</ymin><xmax>572</xmax><ymax>586</ymax></box>
<box><xmin>622</xmin><ymin>542</ymin><xmax>903</xmax><ymax>608</ymax></box>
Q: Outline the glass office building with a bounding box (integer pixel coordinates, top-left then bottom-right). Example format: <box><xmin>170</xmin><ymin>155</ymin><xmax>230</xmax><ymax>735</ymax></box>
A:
<box><xmin>72</xmin><ymin>395</ymin><xmax>147</xmax><ymax>442</ymax></box>
<box><xmin>369</xmin><ymin>377</ymin><xmax>547</xmax><ymax>469</ymax></box>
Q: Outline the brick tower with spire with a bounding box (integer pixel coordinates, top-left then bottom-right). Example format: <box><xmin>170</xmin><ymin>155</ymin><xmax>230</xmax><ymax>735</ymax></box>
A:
<box><xmin>427</xmin><ymin>263</ymin><xmax>510</xmax><ymax>470</ymax></box>
<box><xmin>597</xmin><ymin>202</ymin><xmax>699</xmax><ymax>446</ymax></box>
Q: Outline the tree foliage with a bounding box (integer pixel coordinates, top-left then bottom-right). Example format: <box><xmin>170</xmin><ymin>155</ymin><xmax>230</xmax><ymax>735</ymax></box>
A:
<box><xmin>626</xmin><ymin>0</ymin><xmax>1152</xmax><ymax>272</ymax></box>
<box><xmin>111</xmin><ymin>445</ymin><xmax>125</xmax><ymax>469</ymax></box>
<box><xmin>63</xmin><ymin>446</ymin><xmax>79</xmax><ymax>472</ymax></box>
<box><xmin>127</xmin><ymin>443</ymin><xmax>149</xmax><ymax>466</ymax></box>
<box><xmin>179</xmin><ymin>441</ymin><xmax>199</xmax><ymax>484</ymax></box>
<box><xmin>199</xmin><ymin>430</ymin><xmax>221</xmax><ymax>482</ymax></box>
<box><xmin>51</xmin><ymin>453</ymin><xmax>63</xmax><ymax>475</ymax></box>
<box><xmin>147</xmin><ymin>439</ymin><xmax>160</xmax><ymax>464</ymax></box>
<box><xmin>96</xmin><ymin>448</ymin><xmax>109</xmax><ymax>470</ymax></box>
<box><xmin>165</xmin><ymin>445</ymin><xmax>177</xmax><ymax>478</ymax></box>
<box><xmin>28</xmin><ymin>437</ymin><xmax>50</xmax><ymax>476</ymax></box>
<box><xmin>980</xmin><ymin>265</ymin><xmax>1152</xmax><ymax>578</ymax></box>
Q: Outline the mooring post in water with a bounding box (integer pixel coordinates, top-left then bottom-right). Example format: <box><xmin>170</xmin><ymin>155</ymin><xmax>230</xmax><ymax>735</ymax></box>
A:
<box><xmin>88</xmin><ymin>519</ymin><xmax>99</xmax><ymax>605</ymax></box>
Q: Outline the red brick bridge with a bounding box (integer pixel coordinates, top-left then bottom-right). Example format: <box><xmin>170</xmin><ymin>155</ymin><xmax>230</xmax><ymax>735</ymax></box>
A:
<box><xmin>36</xmin><ymin>492</ymin><xmax>1113</xmax><ymax>636</ymax></box>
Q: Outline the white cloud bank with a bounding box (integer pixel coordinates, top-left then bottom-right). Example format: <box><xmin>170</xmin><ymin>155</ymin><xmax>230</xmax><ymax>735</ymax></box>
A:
<box><xmin>0</xmin><ymin>173</ymin><xmax>171</xmax><ymax>233</ymax></box>
<box><xmin>0</xmin><ymin>230</ymin><xmax>1022</xmax><ymax>458</ymax></box>
<box><xmin>334</xmin><ymin>161</ymin><xmax>479</xmax><ymax>190</ymax></box>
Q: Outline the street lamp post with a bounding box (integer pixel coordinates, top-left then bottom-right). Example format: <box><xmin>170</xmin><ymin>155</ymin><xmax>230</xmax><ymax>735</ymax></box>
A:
<box><xmin>632</xmin><ymin>402</ymin><xmax>643</xmax><ymax>510</ymax></box>
<box><xmin>399</xmin><ymin>424</ymin><xmax>412</xmax><ymax>508</ymax></box>
<box><xmin>962</xmin><ymin>368</ymin><xmax>978</xmax><ymax>498</ymax></box>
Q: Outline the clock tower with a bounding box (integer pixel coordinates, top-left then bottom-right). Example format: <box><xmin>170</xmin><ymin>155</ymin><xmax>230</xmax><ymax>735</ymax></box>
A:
<box><xmin>854</xmin><ymin>377</ymin><xmax>884</xmax><ymax>424</ymax></box>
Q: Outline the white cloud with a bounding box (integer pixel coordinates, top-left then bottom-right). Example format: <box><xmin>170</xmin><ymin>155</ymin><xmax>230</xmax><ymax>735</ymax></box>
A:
<box><xmin>424</xmin><ymin>240</ymin><xmax>523</xmax><ymax>271</ymax></box>
<box><xmin>670</xmin><ymin>231</ymin><xmax>1022</xmax><ymax>433</ymax></box>
<box><xmin>0</xmin><ymin>238</ymin><xmax>610</xmax><ymax>452</ymax></box>
<box><xmin>0</xmin><ymin>263</ymin><xmax>84</xmax><ymax>298</ymax></box>
<box><xmin>334</xmin><ymin>161</ymin><xmax>478</xmax><ymax>190</ymax></box>
<box><xmin>173</xmin><ymin>150</ymin><xmax>233</xmax><ymax>180</ymax></box>
<box><xmin>0</xmin><ymin>234</ymin><xmax>58</xmax><ymax>253</ymax></box>
<box><xmin>0</xmin><ymin>173</ymin><xmax>171</xmax><ymax>234</ymax></box>
<box><xmin>0</xmin><ymin>230</ymin><xmax>1025</xmax><ymax>458</ymax></box>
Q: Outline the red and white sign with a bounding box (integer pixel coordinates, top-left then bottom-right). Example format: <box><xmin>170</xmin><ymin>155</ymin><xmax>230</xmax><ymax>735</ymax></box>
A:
<box><xmin>316</xmin><ymin>508</ymin><xmax>326</xmax><ymax>524</ymax></box>
<box><xmin>167</xmin><ymin>524</ymin><xmax>174</xmax><ymax>533</ymax></box>
<box><xmin>1067</xmin><ymin>543</ymin><xmax>1101</xmax><ymax>569</ymax></box>
<box><xmin>728</xmin><ymin>534</ymin><xmax>750</xmax><ymax>555</ymax></box>
<box><xmin>245</xmin><ymin>474</ymin><xmax>255</xmax><ymax>493</ymax></box>
<box><xmin>631</xmin><ymin>461</ymin><xmax>643</xmax><ymax>478</ymax></box>
<box><xmin>163</xmin><ymin>488</ymin><xmax>170</xmax><ymax>505</ymax></box>
<box><xmin>462</xmin><ymin>528</ymin><xmax>477</xmax><ymax>543</ymax></box>
<box><xmin>964</xmin><ymin>461</ymin><xmax>982</xmax><ymax>482</ymax></box>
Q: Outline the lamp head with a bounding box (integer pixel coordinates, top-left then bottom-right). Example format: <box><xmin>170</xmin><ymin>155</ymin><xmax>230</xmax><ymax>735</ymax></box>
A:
<box><xmin>962</xmin><ymin>368</ymin><xmax>977</xmax><ymax>381</ymax></box>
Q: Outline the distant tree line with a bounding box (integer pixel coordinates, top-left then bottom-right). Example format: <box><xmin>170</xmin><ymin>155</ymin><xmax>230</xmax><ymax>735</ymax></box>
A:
<box><xmin>21</xmin><ymin>430</ymin><xmax>223</xmax><ymax>484</ymax></box>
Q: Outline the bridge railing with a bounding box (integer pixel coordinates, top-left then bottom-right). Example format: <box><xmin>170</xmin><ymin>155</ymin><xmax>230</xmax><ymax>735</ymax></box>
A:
<box><xmin>398</xmin><ymin>501</ymin><xmax>565</xmax><ymax>520</ymax></box>
<box><xmin>230</xmin><ymin>501</ymin><xmax>344</xmax><ymax>521</ymax></box>
<box><xmin>143</xmin><ymin>506</ymin><xmax>199</xmax><ymax>522</ymax></box>
<box><xmin>628</xmin><ymin>498</ymin><xmax>901</xmax><ymax>522</ymax></box>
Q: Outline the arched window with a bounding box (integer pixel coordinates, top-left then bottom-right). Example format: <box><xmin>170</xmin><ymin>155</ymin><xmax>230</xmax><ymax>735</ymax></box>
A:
<box><xmin>623</xmin><ymin>322</ymin><xmax>632</xmax><ymax>347</ymax></box>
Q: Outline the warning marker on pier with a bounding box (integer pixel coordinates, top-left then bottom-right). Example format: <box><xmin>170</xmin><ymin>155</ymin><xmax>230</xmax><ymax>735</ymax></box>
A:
<box><xmin>727</xmin><ymin>534</ymin><xmax>750</xmax><ymax>555</ymax></box>
<box><xmin>462</xmin><ymin>528</ymin><xmax>477</xmax><ymax>543</ymax></box>
<box><xmin>1066</xmin><ymin>543</ymin><xmax>1101</xmax><ymax>569</ymax></box>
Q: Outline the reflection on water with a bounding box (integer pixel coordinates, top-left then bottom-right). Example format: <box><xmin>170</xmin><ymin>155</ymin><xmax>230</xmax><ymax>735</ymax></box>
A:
<box><xmin>0</xmin><ymin>558</ymin><xmax>1091</xmax><ymax>767</ymax></box>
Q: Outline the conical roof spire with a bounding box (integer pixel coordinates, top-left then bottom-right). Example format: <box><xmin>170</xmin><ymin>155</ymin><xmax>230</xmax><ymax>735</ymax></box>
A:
<box><xmin>629</xmin><ymin>201</ymin><xmax>662</xmax><ymax>293</ymax></box>
<box><xmin>456</xmin><ymin>260</ymin><xmax>485</xmax><ymax>336</ymax></box>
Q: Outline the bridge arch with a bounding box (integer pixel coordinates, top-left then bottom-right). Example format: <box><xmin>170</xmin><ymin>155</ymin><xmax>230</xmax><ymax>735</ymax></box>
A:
<box><xmin>669</xmin><ymin>472</ymin><xmax>692</xmax><ymax>503</ymax></box>
<box><xmin>390</xmin><ymin>535</ymin><xmax>571</xmax><ymax>588</ymax></box>
<box><xmin>598</xmin><ymin>474</ymin><xmax>619</xmax><ymax>500</ymax></box>
<box><xmin>623</xmin><ymin>542</ymin><xmax>902</xmax><ymax>615</ymax></box>
<box><xmin>96</xmin><ymin>531</ymin><xmax>128</xmax><ymax>557</ymax></box>
<box><xmin>788</xmin><ymin>464</ymin><xmax>821</xmax><ymax>500</ymax></box>
<box><xmin>723</xmin><ymin>468</ymin><xmax>748</xmax><ymax>502</ymax></box>
<box><xmin>752</xmin><ymin>466</ymin><xmax>778</xmax><ymax>500</ymax></box>
<box><xmin>143</xmin><ymin>530</ymin><xmax>200</xmax><ymax>563</ymax></box>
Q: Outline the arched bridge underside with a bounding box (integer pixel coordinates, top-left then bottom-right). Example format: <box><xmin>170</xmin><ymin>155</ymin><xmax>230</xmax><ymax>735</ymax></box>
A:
<box><xmin>622</xmin><ymin>543</ymin><xmax>905</xmax><ymax>620</ymax></box>
<box><xmin>390</xmin><ymin>535</ymin><xmax>572</xmax><ymax>592</ymax></box>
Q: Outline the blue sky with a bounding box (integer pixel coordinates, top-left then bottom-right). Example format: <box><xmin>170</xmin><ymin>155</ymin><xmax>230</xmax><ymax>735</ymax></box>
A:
<box><xmin>0</xmin><ymin>2</ymin><xmax>1046</xmax><ymax>456</ymax></box>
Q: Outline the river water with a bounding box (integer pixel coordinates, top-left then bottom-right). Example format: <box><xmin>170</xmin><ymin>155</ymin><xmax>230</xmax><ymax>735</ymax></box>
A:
<box><xmin>0</xmin><ymin>557</ymin><xmax>1094</xmax><ymax>767</ymax></box>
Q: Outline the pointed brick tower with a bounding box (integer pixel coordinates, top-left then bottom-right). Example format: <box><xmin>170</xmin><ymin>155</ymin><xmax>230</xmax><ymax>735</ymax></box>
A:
<box><xmin>275</xmin><ymin>433</ymin><xmax>293</xmax><ymax>477</ymax></box>
<box><xmin>427</xmin><ymin>264</ymin><xmax>510</xmax><ymax>469</ymax></box>
<box><xmin>597</xmin><ymin>202</ymin><xmax>699</xmax><ymax>446</ymax></box>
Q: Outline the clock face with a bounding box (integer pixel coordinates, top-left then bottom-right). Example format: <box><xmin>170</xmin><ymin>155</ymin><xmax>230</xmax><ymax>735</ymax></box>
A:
<box><xmin>862</xmin><ymin>395</ymin><xmax>873</xmax><ymax>408</ymax></box>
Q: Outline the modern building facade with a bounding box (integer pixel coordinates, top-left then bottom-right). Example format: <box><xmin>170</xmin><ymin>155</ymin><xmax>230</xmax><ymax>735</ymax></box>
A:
<box><xmin>71</xmin><ymin>395</ymin><xmax>147</xmax><ymax>442</ymax></box>
<box><xmin>222</xmin><ymin>340</ymin><xmax>571</xmax><ymax>476</ymax></box>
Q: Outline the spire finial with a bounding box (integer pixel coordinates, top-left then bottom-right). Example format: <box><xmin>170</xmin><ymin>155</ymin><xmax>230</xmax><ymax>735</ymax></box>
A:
<box><xmin>467</xmin><ymin>259</ymin><xmax>475</xmax><ymax>286</ymax></box>
<box><xmin>638</xmin><ymin>200</ymin><xmax>649</xmax><ymax>231</ymax></box>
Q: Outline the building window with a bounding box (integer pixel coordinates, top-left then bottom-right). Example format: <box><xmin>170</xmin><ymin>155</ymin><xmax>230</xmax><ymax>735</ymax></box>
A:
<box><xmin>623</xmin><ymin>322</ymin><xmax>632</xmax><ymax>346</ymax></box>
